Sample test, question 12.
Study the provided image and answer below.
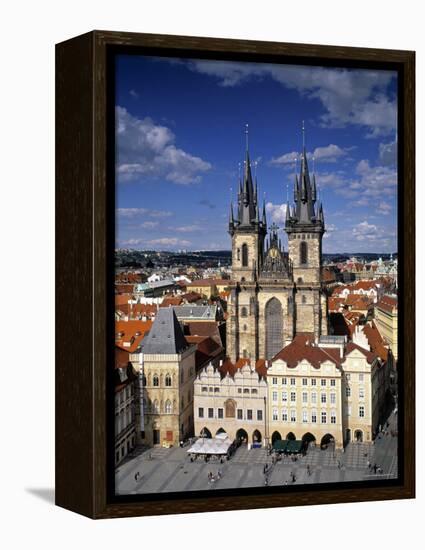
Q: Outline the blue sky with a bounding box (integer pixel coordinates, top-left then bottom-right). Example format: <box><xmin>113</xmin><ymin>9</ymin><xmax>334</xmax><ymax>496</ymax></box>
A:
<box><xmin>115</xmin><ymin>55</ymin><xmax>398</xmax><ymax>253</ymax></box>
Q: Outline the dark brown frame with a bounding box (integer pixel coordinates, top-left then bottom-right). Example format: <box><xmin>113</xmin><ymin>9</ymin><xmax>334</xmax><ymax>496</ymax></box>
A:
<box><xmin>56</xmin><ymin>30</ymin><xmax>415</xmax><ymax>519</ymax></box>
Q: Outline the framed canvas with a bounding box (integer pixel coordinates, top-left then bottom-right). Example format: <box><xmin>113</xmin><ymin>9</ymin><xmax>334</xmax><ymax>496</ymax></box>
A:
<box><xmin>55</xmin><ymin>30</ymin><xmax>415</xmax><ymax>519</ymax></box>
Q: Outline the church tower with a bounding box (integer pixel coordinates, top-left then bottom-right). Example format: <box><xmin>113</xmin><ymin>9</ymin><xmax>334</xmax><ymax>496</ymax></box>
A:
<box><xmin>227</xmin><ymin>128</ymin><xmax>267</xmax><ymax>362</ymax></box>
<box><xmin>285</xmin><ymin>140</ymin><xmax>328</xmax><ymax>337</ymax></box>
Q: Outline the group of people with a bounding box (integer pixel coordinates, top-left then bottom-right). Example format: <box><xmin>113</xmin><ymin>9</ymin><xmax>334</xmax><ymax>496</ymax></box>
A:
<box><xmin>208</xmin><ymin>470</ymin><xmax>222</xmax><ymax>483</ymax></box>
<box><xmin>366</xmin><ymin>460</ymin><xmax>383</xmax><ymax>474</ymax></box>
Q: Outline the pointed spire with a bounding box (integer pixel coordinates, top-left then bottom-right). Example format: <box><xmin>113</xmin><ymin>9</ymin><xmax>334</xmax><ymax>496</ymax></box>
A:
<box><xmin>312</xmin><ymin>173</ymin><xmax>317</xmax><ymax>202</ymax></box>
<box><xmin>286</xmin><ymin>202</ymin><xmax>290</xmax><ymax>223</ymax></box>
<box><xmin>229</xmin><ymin>202</ymin><xmax>234</xmax><ymax>225</ymax></box>
<box><xmin>262</xmin><ymin>198</ymin><xmax>267</xmax><ymax>227</ymax></box>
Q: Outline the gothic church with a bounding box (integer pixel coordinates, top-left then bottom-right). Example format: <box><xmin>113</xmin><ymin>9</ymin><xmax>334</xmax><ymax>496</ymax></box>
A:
<box><xmin>227</xmin><ymin>141</ymin><xmax>328</xmax><ymax>362</ymax></box>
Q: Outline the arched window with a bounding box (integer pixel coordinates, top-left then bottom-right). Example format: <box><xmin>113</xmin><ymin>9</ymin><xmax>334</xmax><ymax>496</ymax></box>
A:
<box><xmin>300</xmin><ymin>241</ymin><xmax>308</xmax><ymax>265</ymax></box>
<box><xmin>165</xmin><ymin>374</ymin><xmax>172</xmax><ymax>387</ymax></box>
<box><xmin>302</xmin><ymin>295</ymin><xmax>307</xmax><ymax>304</ymax></box>
<box><xmin>265</xmin><ymin>298</ymin><xmax>283</xmax><ymax>360</ymax></box>
<box><xmin>153</xmin><ymin>399</ymin><xmax>159</xmax><ymax>413</ymax></box>
<box><xmin>153</xmin><ymin>374</ymin><xmax>159</xmax><ymax>387</ymax></box>
<box><xmin>242</xmin><ymin>243</ymin><xmax>248</xmax><ymax>267</ymax></box>
<box><xmin>241</xmin><ymin>306</ymin><xmax>248</xmax><ymax>317</ymax></box>
<box><xmin>165</xmin><ymin>400</ymin><xmax>172</xmax><ymax>414</ymax></box>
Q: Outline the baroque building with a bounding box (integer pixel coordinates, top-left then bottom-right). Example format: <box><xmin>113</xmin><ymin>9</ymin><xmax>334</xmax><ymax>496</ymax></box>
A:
<box><xmin>227</xmin><ymin>141</ymin><xmax>328</xmax><ymax>362</ymax></box>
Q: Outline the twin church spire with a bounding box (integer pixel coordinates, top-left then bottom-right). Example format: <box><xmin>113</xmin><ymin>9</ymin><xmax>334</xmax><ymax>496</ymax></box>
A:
<box><xmin>229</xmin><ymin>123</ymin><xmax>325</xmax><ymax>239</ymax></box>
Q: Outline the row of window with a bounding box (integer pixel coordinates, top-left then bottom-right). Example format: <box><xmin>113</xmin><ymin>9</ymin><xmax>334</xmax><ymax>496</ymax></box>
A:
<box><xmin>272</xmin><ymin>409</ymin><xmax>337</xmax><ymax>424</ymax></box>
<box><xmin>346</xmin><ymin>373</ymin><xmax>365</xmax><ymax>382</ymax></box>
<box><xmin>272</xmin><ymin>391</ymin><xmax>338</xmax><ymax>405</ymax></box>
<box><xmin>143</xmin><ymin>369</ymin><xmax>194</xmax><ymax>388</ymax></box>
<box><xmin>198</xmin><ymin>407</ymin><xmax>263</xmax><ymax>421</ymax></box>
<box><xmin>201</xmin><ymin>386</ymin><xmax>259</xmax><ymax>395</ymax></box>
<box><xmin>345</xmin><ymin>386</ymin><xmax>365</xmax><ymax>399</ymax></box>
<box><xmin>271</xmin><ymin>377</ymin><xmax>337</xmax><ymax>387</ymax></box>
<box><xmin>115</xmin><ymin>406</ymin><xmax>135</xmax><ymax>435</ymax></box>
<box><xmin>115</xmin><ymin>384</ymin><xmax>134</xmax><ymax>407</ymax></box>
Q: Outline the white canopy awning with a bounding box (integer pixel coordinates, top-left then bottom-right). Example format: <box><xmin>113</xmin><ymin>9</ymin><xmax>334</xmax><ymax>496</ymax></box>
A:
<box><xmin>187</xmin><ymin>436</ymin><xmax>232</xmax><ymax>455</ymax></box>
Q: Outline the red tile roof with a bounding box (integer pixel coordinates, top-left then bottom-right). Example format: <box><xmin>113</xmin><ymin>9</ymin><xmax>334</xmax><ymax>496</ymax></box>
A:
<box><xmin>219</xmin><ymin>358</ymin><xmax>267</xmax><ymax>379</ymax></box>
<box><xmin>273</xmin><ymin>334</ymin><xmax>341</xmax><ymax>368</ymax></box>
<box><xmin>363</xmin><ymin>321</ymin><xmax>389</xmax><ymax>361</ymax></box>
<box><xmin>376</xmin><ymin>294</ymin><xmax>398</xmax><ymax>313</ymax></box>
<box><xmin>345</xmin><ymin>342</ymin><xmax>377</xmax><ymax>364</ymax></box>
<box><xmin>160</xmin><ymin>296</ymin><xmax>184</xmax><ymax>307</ymax></box>
<box><xmin>115</xmin><ymin>320</ymin><xmax>152</xmax><ymax>352</ymax></box>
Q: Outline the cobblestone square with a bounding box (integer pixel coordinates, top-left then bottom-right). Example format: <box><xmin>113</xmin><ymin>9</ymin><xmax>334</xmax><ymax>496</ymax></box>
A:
<box><xmin>116</xmin><ymin>411</ymin><xmax>398</xmax><ymax>495</ymax></box>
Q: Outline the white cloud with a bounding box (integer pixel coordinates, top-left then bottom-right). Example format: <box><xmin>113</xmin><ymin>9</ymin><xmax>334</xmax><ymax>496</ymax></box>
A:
<box><xmin>271</xmin><ymin>144</ymin><xmax>349</xmax><ymax>167</ymax></box>
<box><xmin>116</xmin><ymin>208</ymin><xmax>173</xmax><ymax>218</ymax></box>
<box><xmin>174</xmin><ymin>225</ymin><xmax>202</xmax><ymax>233</ymax></box>
<box><xmin>270</xmin><ymin>151</ymin><xmax>299</xmax><ymax>166</ymax></box>
<box><xmin>129</xmin><ymin>89</ymin><xmax>139</xmax><ymax>99</ymax></box>
<box><xmin>376</xmin><ymin>201</ymin><xmax>392</xmax><ymax>215</ymax></box>
<box><xmin>147</xmin><ymin>238</ymin><xmax>191</xmax><ymax>247</ymax></box>
<box><xmin>140</xmin><ymin>221</ymin><xmax>159</xmax><ymax>229</ymax></box>
<box><xmin>379</xmin><ymin>140</ymin><xmax>397</xmax><ymax>166</ymax></box>
<box><xmin>116</xmin><ymin>106</ymin><xmax>212</xmax><ymax>184</ymax></box>
<box><xmin>266</xmin><ymin>202</ymin><xmax>287</xmax><ymax>223</ymax></box>
<box><xmin>185</xmin><ymin>61</ymin><xmax>397</xmax><ymax>136</ymax></box>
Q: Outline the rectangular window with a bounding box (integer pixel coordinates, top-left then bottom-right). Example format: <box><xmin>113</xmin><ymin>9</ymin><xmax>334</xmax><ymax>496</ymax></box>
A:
<box><xmin>214</xmin><ymin>387</ymin><xmax>220</xmax><ymax>393</ymax></box>
<box><xmin>302</xmin><ymin>410</ymin><xmax>308</xmax><ymax>423</ymax></box>
<box><xmin>272</xmin><ymin>377</ymin><xmax>278</xmax><ymax>385</ymax></box>
<box><xmin>208</xmin><ymin>408</ymin><xmax>214</xmax><ymax>418</ymax></box>
<box><xmin>359</xmin><ymin>387</ymin><xmax>365</xmax><ymax>399</ymax></box>
<box><xmin>346</xmin><ymin>386</ymin><xmax>351</xmax><ymax>397</ymax></box>
<box><xmin>290</xmin><ymin>378</ymin><xmax>296</xmax><ymax>386</ymax></box>
<box><xmin>311</xmin><ymin>411</ymin><xmax>317</xmax><ymax>423</ymax></box>
<box><xmin>311</xmin><ymin>378</ymin><xmax>317</xmax><ymax>386</ymax></box>
<box><xmin>201</xmin><ymin>386</ymin><xmax>208</xmax><ymax>392</ymax></box>
<box><xmin>198</xmin><ymin>408</ymin><xmax>204</xmax><ymax>418</ymax></box>
<box><xmin>302</xmin><ymin>392</ymin><xmax>308</xmax><ymax>404</ymax></box>
<box><xmin>247</xmin><ymin>409</ymin><xmax>253</xmax><ymax>420</ymax></box>
<box><xmin>311</xmin><ymin>392</ymin><xmax>317</xmax><ymax>404</ymax></box>
<box><xmin>243</xmin><ymin>388</ymin><xmax>250</xmax><ymax>394</ymax></box>
<box><xmin>321</xmin><ymin>393</ymin><xmax>327</xmax><ymax>404</ymax></box>
<box><xmin>237</xmin><ymin>409</ymin><xmax>243</xmax><ymax>420</ymax></box>
<box><xmin>359</xmin><ymin>405</ymin><xmax>365</xmax><ymax>418</ymax></box>
<box><xmin>282</xmin><ymin>391</ymin><xmax>288</xmax><ymax>402</ymax></box>
<box><xmin>359</xmin><ymin>373</ymin><xmax>364</xmax><ymax>382</ymax></box>
<box><xmin>237</xmin><ymin>388</ymin><xmax>242</xmax><ymax>393</ymax></box>
<box><xmin>321</xmin><ymin>379</ymin><xmax>326</xmax><ymax>386</ymax></box>
<box><xmin>282</xmin><ymin>377</ymin><xmax>287</xmax><ymax>385</ymax></box>
<box><xmin>290</xmin><ymin>392</ymin><xmax>296</xmax><ymax>402</ymax></box>
<box><xmin>272</xmin><ymin>391</ymin><xmax>278</xmax><ymax>402</ymax></box>
<box><xmin>330</xmin><ymin>379</ymin><xmax>336</xmax><ymax>387</ymax></box>
<box><xmin>321</xmin><ymin>411</ymin><xmax>327</xmax><ymax>423</ymax></box>
<box><xmin>290</xmin><ymin>410</ymin><xmax>296</xmax><ymax>422</ymax></box>
<box><xmin>218</xmin><ymin>408</ymin><xmax>223</xmax><ymax>419</ymax></box>
<box><xmin>282</xmin><ymin>410</ymin><xmax>288</xmax><ymax>422</ymax></box>
<box><xmin>331</xmin><ymin>411</ymin><xmax>336</xmax><ymax>424</ymax></box>
<box><xmin>302</xmin><ymin>378</ymin><xmax>308</xmax><ymax>386</ymax></box>
<box><xmin>346</xmin><ymin>373</ymin><xmax>351</xmax><ymax>381</ymax></box>
<box><xmin>272</xmin><ymin>409</ymin><xmax>278</xmax><ymax>421</ymax></box>
<box><xmin>330</xmin><ymin>393</ymin><xmax>336</xmax><ymax>404</ymax></box>
<box><xmin>251</xmin><ymin>388</ymin><xmax>258</xmax><ymax>394</ymax></box>
<box><xmin>257</xmin><ymin>410</ymin><xmax>263</xmax><ymax>421</ymax></box>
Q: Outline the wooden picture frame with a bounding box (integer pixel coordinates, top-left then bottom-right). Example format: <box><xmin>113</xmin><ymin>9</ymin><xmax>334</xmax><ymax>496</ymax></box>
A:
<box><xmin>56</xmin><ymin>30</ymin><xmax>415</xmax><ymax>519</ymax></box>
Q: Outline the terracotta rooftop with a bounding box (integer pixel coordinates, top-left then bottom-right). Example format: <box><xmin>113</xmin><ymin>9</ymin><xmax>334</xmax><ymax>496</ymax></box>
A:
<box><xmin>376</xmin><ymin>295</ymin><xmax>398</xmax><ymax>313</ymax></box>
<box><xmin>273</xmin><ymin>334</ymin><xmax>341</xmax><ymax>368</ymax></box>
<box><xmin>115</xmin><ymin>319</ymin><xmax>153</xmax><ymax>352</ymax></box>
<box><xmin>219</xmin><ymin>357</ymin><xmax>267</xmax><ymax>379</ymax></box>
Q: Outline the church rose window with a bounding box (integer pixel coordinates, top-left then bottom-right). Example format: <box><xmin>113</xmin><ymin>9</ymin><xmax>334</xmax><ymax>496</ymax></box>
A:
<box><xmin>265</xmin><ymin>297</ymin><xmax>283</xmax><ymax>360</ymax></box>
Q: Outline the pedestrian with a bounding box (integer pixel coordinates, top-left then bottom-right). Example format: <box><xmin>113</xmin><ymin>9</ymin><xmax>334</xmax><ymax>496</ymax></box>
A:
<box><xmin>134</xmin><ymin>471</ymin><xmax>140</xmax><ymax>481</ymax></box>
<box><xmin>373</xmin><ymin>464</ymin><xmax>377</xmax><ymax>474</ymax></box>
<box><xmin>307</xmin><ymin>465</ymin><xmax>311</xmax><ymax>476</ymax></box>
<box><xmin>367</xmin><ymin>460</ymin><xmax>371</xmax><ymax>469</ymax></box>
